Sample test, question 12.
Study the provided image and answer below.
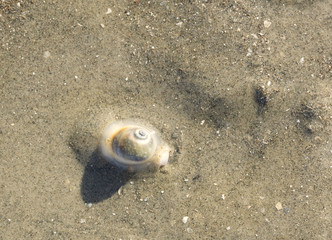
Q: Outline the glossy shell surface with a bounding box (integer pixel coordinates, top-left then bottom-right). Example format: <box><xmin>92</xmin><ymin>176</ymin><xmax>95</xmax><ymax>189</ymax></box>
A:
<box><xmin>99</xmin><ymin>120</ymin><xmax>169</xmax><ymax>172</ymax></box>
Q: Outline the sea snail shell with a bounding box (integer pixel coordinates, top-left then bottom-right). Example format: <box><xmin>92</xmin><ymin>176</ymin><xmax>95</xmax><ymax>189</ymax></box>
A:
<box><xmin>99</xmin><ymin>119</ymin><xmax>170</xmax><ymax>172</ymax></box>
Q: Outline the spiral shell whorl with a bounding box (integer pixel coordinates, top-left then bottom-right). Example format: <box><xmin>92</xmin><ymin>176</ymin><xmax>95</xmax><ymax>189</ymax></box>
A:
<box><xmin>100</xmin><ymin>120</ymin><xmax>169</xmax><ymax>172</ymax></box>
<box><xmin>112</xmin><ymin>127</ymin><xmax>156</xmax><ymax>161</ymax></box>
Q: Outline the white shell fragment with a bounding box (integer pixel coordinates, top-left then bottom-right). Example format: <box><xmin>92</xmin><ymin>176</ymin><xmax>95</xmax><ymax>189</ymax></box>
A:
<box><xmin>99</xmin><ymin>119</ymin><xmax>170</xmax><ymax>172</ymax></box>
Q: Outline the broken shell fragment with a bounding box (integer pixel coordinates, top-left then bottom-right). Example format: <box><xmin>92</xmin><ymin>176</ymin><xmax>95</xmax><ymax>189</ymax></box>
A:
<box><xmin>99</xmin><ymin>119</ymin><xmax>170</xmax><ymax>172</ymax></box>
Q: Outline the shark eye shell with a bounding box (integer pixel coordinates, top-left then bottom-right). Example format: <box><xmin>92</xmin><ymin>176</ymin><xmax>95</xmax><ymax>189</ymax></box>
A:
<box><xmin>99</xmin><ymin>119</ymin><xmax>170</xmax><ymax>172</ymax></box>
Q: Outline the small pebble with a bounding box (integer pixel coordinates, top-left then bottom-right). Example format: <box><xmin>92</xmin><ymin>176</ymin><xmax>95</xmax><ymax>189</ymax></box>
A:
<box><xmin>226</xmin><ymin>226</ymin><xmax>231</xmax><ymax>230</ymax></box>
<box><xmin>251</xmin><ymin>33</ymin><xmax>258</xmax><ymax>39</ymax></box>
<box><xmin>275</xmin><ymin>202</ymin><xmax>283</xmax><ymax>210</ymax></box>
<box><xmin>264</xmin><ymin>20</ymin><xmax>272</xmax><ymax>28</ymax></box>
<box><xmin>43</xmin><ymin>51</ymin><xmax>51</xmax><ymax>58</ymax></box>
<box><xmin>182</xmin><ymin>216</ymin><xmax>189</xmax><ymax>224</ymax></box>
<box><xmin>106</xmin><ymin>8</ymin><xmax>112</xmax><ymax>14</ymax></box>
<box><xmin>186</xmin><ymin>228</ymin><xmax>193</xmax><ymax>233</ymax></box>
<box><xmin>247</xmin><ymin>48</ymin><xmax>252</xmax><ymax>56</ymax></box>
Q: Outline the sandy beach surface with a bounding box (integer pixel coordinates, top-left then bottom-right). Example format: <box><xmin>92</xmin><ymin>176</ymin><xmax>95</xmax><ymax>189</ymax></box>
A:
<box><xmin>1</xmin><ymin>0</ymin><xmax>331</xmax><ymax>239</ymax></box>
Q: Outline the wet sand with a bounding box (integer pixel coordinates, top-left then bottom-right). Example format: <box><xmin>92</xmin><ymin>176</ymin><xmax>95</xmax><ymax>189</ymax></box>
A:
<box><xmin>0</xmin><ymin>0</ymin><xmax>331</xmax><ymax>239</ymax></box>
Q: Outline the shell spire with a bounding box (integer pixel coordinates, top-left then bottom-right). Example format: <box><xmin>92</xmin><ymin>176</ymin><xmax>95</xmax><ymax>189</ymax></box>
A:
<box><xmin>99</xmin><ymin>119</ymin><xmax>170</xmax><ymax>172</ymax></box>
